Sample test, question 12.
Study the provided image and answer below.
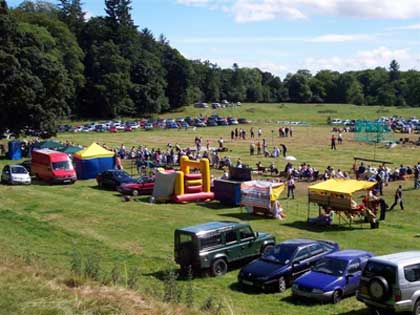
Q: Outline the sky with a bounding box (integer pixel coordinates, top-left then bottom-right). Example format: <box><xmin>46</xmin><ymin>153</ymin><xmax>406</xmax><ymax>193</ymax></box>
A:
<box><xmin>8</xmin><ymin>0</ymin><xmax>420</xmax><ymax>78</ymax></box>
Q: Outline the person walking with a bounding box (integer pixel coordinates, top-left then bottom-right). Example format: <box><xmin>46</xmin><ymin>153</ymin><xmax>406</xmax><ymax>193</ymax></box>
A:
<box><xmin>331</xmin><ymin>134</ymin><xmax>337</xmax><ymax>150</ymax></box>
<box><xmin>338</xmin><ymin>132</ymin><xmax>343</xmax><ymax>144</ymax></box>
<box><xmin>379</xmin><ymin>197</ymin><xmax>389</xmax><ymax>221</ymax></box>
<box><xmin>287</xmin><ymin>176</ymin><xmax>295</xmax><ymax>199</ymax></box>
<box><xmin>280</xmin><ymin>144</ymin><xmax>287</xmax><ymax>158</ymax></box>
<box><xmin>414</xmin><ymin>164</ymin><xmax>419</xmax><ymax>189</ymax></box>
<box><xmin>250</xmin><ymin>127</ymin><xmax>255</xmax><ymax>139</ymax></box>
<box><xmin>389</xmin><ymin>185</ymin><xmax>404</xmax><ymax>210</ymax></box>
<box><xmin>258</xmin><ymin>128</ymin><xmax>262</xmax><ymax>138</ymax></box>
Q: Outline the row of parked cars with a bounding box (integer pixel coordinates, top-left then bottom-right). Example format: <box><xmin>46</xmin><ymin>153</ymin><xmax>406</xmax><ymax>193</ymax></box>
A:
<box><xmin>175</xmin><ymin>221</ymin><xmax>420</xmax><ymax>314</ymax></box>
<box><xmin>57</xmin><ymin>115</ymin><xmax>251</xmax><ymax>133</ymax></box>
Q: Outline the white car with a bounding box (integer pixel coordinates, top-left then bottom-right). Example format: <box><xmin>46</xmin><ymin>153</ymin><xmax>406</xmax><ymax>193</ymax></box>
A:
<box><xmin>331</xmin><ymin>119</ymin><xmax>343</xmax><ymax>125</ymax></box>
<box><xmin>1</xmin><ymin>165</ymin><xmax>31</xmax><ymax>185</ymax></box>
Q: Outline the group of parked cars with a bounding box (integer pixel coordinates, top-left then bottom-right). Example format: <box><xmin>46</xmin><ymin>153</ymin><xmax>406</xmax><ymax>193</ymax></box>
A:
<box><xmin>175</xmin><ymin>221</ymin><xmax>420</xmax><ymax>314</ymax></box>
<box><xmin>96</xmin><ymin>169</ymin><xmax>155</xmax><ymax>196</ymax></box>
<box><xmin>1</xmin><ymin>149</ymin><xmax>77</xmax><ymax>186</ymax></box>
<box><xmin>57</xmin><ymin>115</ymin><xmax>251</xmax><ymax>133</ymax></box>
<box><xmin>331</xmin><ymin>116</ymin><xmax>420</xmax><ymax>134</ymax></box>
<box><xmin>194</xmin><ymin>100</ymin><xmax>241</xmax><ymax>109</ymax></box>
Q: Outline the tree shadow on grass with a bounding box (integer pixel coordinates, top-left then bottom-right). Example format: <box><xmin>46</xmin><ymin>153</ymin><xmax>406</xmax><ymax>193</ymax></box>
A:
<box><xmin>218</xmin><ymin>212</ymin><xmax>270</xmax><ymax>221</ymax></box>
<box><xmin>197</xmin><ymin>202</ymin><xmax>237</xmax><ymax>211</ymax></box>
<box><xmin>282</xmin><ymin>221</ymin><xmax>366</xmax><ymax>233</ymax></box>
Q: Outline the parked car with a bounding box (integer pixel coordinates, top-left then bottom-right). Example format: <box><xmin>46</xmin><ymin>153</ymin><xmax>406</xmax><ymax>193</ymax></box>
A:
<box><xmin>109</xmin><ymin>126</ymin><xmax>118</xmax><ymax>133</ymax></box>
<box><xmin>124</xmin><ymin>126</ymin><xmax>133</xmax><ymax>132</ymax></box>
<box><xmin>331</xmin><ymin>119</ymin><xmax>343</xmax><ymax>125</ymax></box>
<box><xmin>117</xmin><ymin>176</ymin><xmax>155</xmax><ymax>196</ymax></box>
<box><xmin>31</xmin><ymin>149</ymin><xmax>77</xmax><ymax>184</ymax></box>
<box><xmin>144</xmin><ymin>123</ymin><xmax>153</xmax><ymax>130</ymax></box>
<box><xmin>1</xmin><ymin>165</ymin><xmax>31</xmax><ymax>185</ymax></box>
<box><xmin>96</xmin><ymin>170</ymin><xmax>136</xmax><ymax>190</ymax></box>
<box><xmin>217</xmin><ymin>118</ymin><xmax>228</xmax><ymax>126</ymax></box>
<box><xmin>238</xmin><ymin>118</ymin><xmax>251</xmax><ymax>124</ymax></box>
<box><xmin>227</xmin><ymin>117</ymin><xmax>239</xmax><ymax>125</ymax></box>
<box><xmin>194</xmin><ymin>102</ymin><xmax>208</xmax><ymax>108</ymax></box>
<box><xmin>194</xmin><ymin>119</ymin><xmax>207</xmax><ymax>127</ymax></box>
<box><xmin>357</xmin><ymin>251</ymin><xmax>420</xmax><ymax>315</ymax></box>
<box><xmin>166</xmin><ymin>121</ymin><xmax>178</xmax><ymax>129</ymax></box>
<box><xmin>212</xmin><ymin>103</ymin><xmax>221</xmax><ymax>109</ymax></box>
<box><xmin>174</xmin><ymin>221</ymin><xmax>275</xmax><ymax>277</ymax></box>
<box><xmin>238</xmin><ymin>239</ymin><xmax>339</xmax><ymax>292</ymax></box>
<box><xmin>292</xmin><ymin>250</ymin><xmax>373</xmax><ymax>304</ymax></box>
<box><xmin>206</xmin><ymin>119</ymin><xmax>218</xmax><ymax>127</ymax></box>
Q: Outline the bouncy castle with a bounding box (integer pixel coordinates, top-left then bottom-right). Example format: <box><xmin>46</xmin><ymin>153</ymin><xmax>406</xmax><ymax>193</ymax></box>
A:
<box><xmin>152</xmin><ymin>156</ymin><xmax>214</xmax><ymax>203</ymax></box>
<box><xmin>73</xmin><ymin>143</ymin><xmax>115</xmax><ymax>179</ymax></box>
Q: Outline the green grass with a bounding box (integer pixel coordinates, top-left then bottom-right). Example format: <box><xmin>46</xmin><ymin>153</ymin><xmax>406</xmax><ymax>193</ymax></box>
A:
<box><xmin>1</xmin><ymin>103</ymin><xmax>420</xmax><ymax>315</ymax></box>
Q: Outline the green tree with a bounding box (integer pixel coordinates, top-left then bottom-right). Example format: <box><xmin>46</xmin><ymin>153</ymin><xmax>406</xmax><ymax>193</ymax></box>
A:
<box><xmin>58</xmin><ymin>0</ymin><xmax>86</xmax><ymax>37</ymax></box>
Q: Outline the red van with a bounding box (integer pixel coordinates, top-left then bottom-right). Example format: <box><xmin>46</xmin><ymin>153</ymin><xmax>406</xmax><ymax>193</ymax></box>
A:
<box><xmin>31</xmin><ymin>149</ymin><xmax>77</xmax><ymax>184</ymax></box>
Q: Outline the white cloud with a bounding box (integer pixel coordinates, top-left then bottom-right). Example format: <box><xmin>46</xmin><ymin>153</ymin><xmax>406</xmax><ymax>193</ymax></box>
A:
<box><xmin>174</xmin><ymin>33</ymin><xmax>373</xmax><ymax>44</ymax></box>
<box><xmin>303</xmin><ymin>46</ymin><xmax>419</xmax><ymax>73</ymax></box>
<box><xmin>306</xmin><ymin>34</ymin><xmax>373</xmax><ymax>43</ymax></box>
<box><xmin>388</xmin><ymin>23</ymin><xmax>420</xmax><ymax>30</ymax></box>
<box><xmin>177</xmin><ymin>0</ymin><xmax>420</xmax><ymax>22</ymax></box>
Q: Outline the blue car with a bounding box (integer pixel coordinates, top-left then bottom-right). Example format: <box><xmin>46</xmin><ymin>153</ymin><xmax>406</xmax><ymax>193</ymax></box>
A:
<box><xmin>292</xmin><ymin>250</ymin><xmax>373</xmax><ymax>304</ymax></box>
<box><xmin>238</xmin><ymin>239</ymin><xmax>339</xmax><ymax>292</ymax></box>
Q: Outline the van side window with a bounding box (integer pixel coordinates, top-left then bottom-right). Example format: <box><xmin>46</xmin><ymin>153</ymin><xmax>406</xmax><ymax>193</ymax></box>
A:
<box><xmin>225</xmin><ymin>230</ymin><xmax>237</xmax><ymax>244</ymax></box>
<box><xmin>239</xmin><ymin>227</ymin><xmax>254</xmax><ymax>241</ymax></box>
<box><xmin>200</xmin><ymin>234</ymin><xmax>222</xmax><ymax>249</ymax></box>
<box><xmin>404</xmin><ymin>264</ymin><xmax>420</xmax><ymax>282</ymax></box>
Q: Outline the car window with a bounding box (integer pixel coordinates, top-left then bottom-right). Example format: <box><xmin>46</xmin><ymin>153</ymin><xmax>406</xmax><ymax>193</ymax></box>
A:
<box><xmin>225</xmin><ymin>230</ymin><xmax>237</xmax><ymax>244</ymax></box>
<box><xmin>239</xmin><ymin>227</ymin><xmax>254</xmax><ymax>241</ymax></box>
<box><xmin>294</xmin><ymin>247</ymin><xmax>311</xmax><ymax>262</ymax></box>
<box><xmin>348</xmin><ymin>261</ymin><xmax>361</xmax><ymax>273</ymax></box>
<box><xmin>200</xmin><ymin>234</ymin><xmax>222</xmax><ymax>250</ymax></box>
<box><xmin>404</xmin><ymin>263</ymin><xmax>420</xmax><ymax>282</ymax></box>
<box><xmin>309</xmin><ymin>243</ymin><xmax>324</xmax><ymax>256</ymax></box>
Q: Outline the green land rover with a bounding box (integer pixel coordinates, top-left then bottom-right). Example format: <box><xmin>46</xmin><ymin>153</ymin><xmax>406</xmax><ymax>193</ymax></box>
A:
<box><xmin>174</xmin><ymin>221</ymin><xmax>276</xmax><ymax>277</ymax></box>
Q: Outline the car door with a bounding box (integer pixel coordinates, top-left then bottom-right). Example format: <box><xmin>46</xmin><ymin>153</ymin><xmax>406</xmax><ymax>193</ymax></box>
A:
<box><xmin>238</xmin><ymin>226</ymin><xmax>259</xmax><ymax>259</ymax></box>
<box><xmin>1</xmin><ymin>166</ymin><xmax>9</xmax><ymax>182</ymax></box>
<box><xmin>307</xmin><ymin>243</ymin><xmax>326</xmax><ymax>265</ymax></box>
<box><xmin>223</xmin><ymin>229</ymin><xmax>241</xmax><ymax>262</ymax></box>
<box><xmin>292</xmin><ymin>247</ymin><xmax>312</xmax><ymax>278</ymax></box>
<box><xmin>345</xmin><ymin>260</ymin><xmax>362</xmax><ymax>295</ymax></box>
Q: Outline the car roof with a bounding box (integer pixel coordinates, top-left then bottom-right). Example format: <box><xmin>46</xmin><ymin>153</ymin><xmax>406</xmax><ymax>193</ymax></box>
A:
<box><xmin>177</xmin><ymin>221</ymin><xmax>246</xmax><ymax>235</ymax></box>
<box><xmin>369</xmin><ymin>251</ymin><xmax>420</xmax><ymax>267</ymax></box>
<box><xmin>279</xmin><ymin>239</ymin><xmax>318</xmax><ymax>246</ymax></box>
<box><xmin>325</xmin><ymin>250</ymin><xmax>372</xmax><ymax>261</ymax></box>
<box><xmin>8</xmin><ymin>164</ymin><xmax>25</xmax><ymax>168</ymax></box>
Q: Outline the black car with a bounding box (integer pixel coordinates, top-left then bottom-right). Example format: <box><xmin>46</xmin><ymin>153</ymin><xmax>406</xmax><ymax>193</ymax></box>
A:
<box><xmin>96</xmin><ymin>170</ymin><xmax>136</xmax><ymax>190</ymax></box>
<box><xmin>238</xmin><ymin>239</ymin><xmax>339</xmax><ymax>292</ymax></box>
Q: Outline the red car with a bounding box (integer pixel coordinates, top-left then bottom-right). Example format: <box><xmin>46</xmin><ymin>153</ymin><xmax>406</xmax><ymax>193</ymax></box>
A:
<box><xmin>124</xmin><ymin>126</ymin><xmax>132</xmax><ymax>132</ymax></box>
<box><xmin>109</xmin><ymin>126</ymin><xmax>118</xmax><ymax>133</ymax></box>
<box><xmin>117</xmin><ymin>176</ymin><xmax>155</xmax><ymax>196</ymax></box>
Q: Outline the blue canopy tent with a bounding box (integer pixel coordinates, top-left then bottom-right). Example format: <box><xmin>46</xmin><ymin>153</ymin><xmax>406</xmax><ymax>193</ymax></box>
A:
<box><xmin>73</xmin><ymin>143</ymin><xmax>115</xmax><ymax>179</ymax></box>
<box><xmin>7</xmin><ymin>141</ymin><xmax>22</xmax><ymax>160</ymax></box>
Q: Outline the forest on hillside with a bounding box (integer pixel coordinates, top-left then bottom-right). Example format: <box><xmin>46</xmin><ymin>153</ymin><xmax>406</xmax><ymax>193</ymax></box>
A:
<box><xmin>1</xmin><ymin>0</ymin><xmax>420</xmax><ymax>135</ymax></box>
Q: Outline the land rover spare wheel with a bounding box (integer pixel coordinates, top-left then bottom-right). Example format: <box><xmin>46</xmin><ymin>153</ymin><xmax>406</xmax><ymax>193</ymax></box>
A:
<box><xmin>368</xmin><ymin>276</ymin><xmax>390</xmax><ymax>301</ymax></box>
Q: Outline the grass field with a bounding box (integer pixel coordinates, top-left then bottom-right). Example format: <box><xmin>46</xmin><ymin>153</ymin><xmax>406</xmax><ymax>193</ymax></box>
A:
<box><xmin>1</xmin><ymin>103</ymin><xmax>420</xmax><ymax>315</ymax></box>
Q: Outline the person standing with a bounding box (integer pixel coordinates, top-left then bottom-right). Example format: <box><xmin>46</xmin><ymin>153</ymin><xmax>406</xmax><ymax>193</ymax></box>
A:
<box><xmin>338</xmin><ymin>132</ymin><xmax>343</xmax><ymax>144</ymax></box>
<box><xmin>258</xmin><ymin>128</ymin><xmax>262</xmax><ymax>138</ymax></box>
<box><xmin>379</xmin><ymin>197</ymin><xmax>389</xmax><ymax>221</ymax></box>
<box><xmin>287</xmin><ymin>176</ymin><xmax>295</xmax><ymax>199</ymax></box>
<box><xmin>389</xmin><ymin>185</ymin><xmax>404</xmax><ymax>210</ymax></box>
<box><xmin>280</xmin><ymin>144</ymin><xmax>287</xmax><ymax>158</ymax></box>
<box><xmin>331</xmin><ymin>134</ymin><xmax>337</xmax><ymax>150</ymax></box>
<box><xmin>250</xmin><ymin>127</ymin><xmax>255</xmax><ymax>139</ymax></box>
<box><xmin>231</xmin><ymin>130</ymin><xmax>234</xmax><ymax>140</ymax></box>
<box><xmin>414</xmin><ymin>164</ymin><xmax>419</xmax><ymax>189</ymax></box>
<box><xmin>249</xmin><ymin>143</ymin><xmax>255</xmax><ymax>155</ymax></box>
<box><xmin>256</xmin><ymin>141</ymin><xmax>261</xmax><ymax>155</ymax></box>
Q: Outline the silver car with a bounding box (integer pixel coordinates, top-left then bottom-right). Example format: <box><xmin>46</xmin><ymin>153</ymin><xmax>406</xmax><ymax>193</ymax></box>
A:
<box><xmin>1</xmin><ymin>165</ymin><xmax>31</xmax><ymax>185</ymax></box>
<box><xmin>357</xmin><ymin>251</ymin><xmax>420</xmax><ymax>315</ymax></box>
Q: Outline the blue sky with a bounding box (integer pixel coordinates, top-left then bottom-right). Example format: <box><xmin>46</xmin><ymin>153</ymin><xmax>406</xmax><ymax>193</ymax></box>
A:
<box><xmin>8</xmin><ymin>0</ymin><xmax>420</xmax><ymax>78</ymax></box>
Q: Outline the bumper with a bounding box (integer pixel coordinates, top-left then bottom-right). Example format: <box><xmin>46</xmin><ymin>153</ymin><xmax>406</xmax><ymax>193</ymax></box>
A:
<box><xmin>357</xmin><ymin>295</ymin><xmax>412</xmax><ymax>312</ymax></box>
<box><xmin>292</xmin><ymin>288</ymin><xmax>334</xmax><ymax>302</ymax></box>
<box><xmin>11</xmin><ymin>180</ymin><xmax>31</xmax><ymax>185</ymax></box>
<box><xmin>52</xmin><ymin>177</ymin><xmax>77</xmax><ymax>184</ymax></box>
<box><xmin>238</xmin><ymin>277</ymin><xmax>274</xmax><ymax>290</ymax></box>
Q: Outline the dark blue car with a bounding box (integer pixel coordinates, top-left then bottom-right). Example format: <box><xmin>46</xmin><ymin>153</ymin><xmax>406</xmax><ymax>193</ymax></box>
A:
<box><xmin>238</xmin><ymin>239</ymin><xmax>339</xmax><ymax>292</ymax></box>
<box><xmin>292</xmin><ymin>250</ymin><xmax>373</xmax><ymax>304</ymax></box>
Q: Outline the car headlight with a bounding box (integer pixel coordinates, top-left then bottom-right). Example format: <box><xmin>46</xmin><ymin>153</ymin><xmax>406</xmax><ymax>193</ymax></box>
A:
<box><xmin>312</xmin><ymin>288</ymin><xmax>324</xmax><ymax>294</ymax></box>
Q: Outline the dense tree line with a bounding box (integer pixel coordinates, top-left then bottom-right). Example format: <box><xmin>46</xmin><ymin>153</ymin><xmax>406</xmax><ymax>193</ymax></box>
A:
<box><xmin>1</xmin><ymin>0</ymin><xmax>420</xmax><ymax>135</ymax></box>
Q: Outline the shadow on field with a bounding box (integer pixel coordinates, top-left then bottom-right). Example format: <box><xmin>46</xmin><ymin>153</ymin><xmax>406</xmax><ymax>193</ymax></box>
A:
<box><xmin>336</xmin><ymin>310</ymin><xmax>370</xmax><ymax>315</ymax></box>
<box><xmin>283</xmin><ymin>221</ymin><xmax>364</xmax><ymax>233</ymax></box>
<box><xmin>229</xmin><ymin>282</ymin><xmax>265</xmax><ymax>295</ymax></box>
<box><xmin>197</xmin><ymin>202</ymin><xmax>237</xmax><ymax>210</ymax></box>
<box><xmin>218</xmin><ymin>212</ymin><xmax>268</xmax><ymax>221</ymax></box>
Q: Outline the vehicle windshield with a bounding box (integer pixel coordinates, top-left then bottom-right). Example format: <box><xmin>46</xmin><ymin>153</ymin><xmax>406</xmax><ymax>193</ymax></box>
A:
<box><xmin>114</xmin><ymin>171</ymin><xmax>133</xmax><ymax>182</ymax></box>
<box><xmin>312</xmin><ymin>258</ymin><xmax>348</xmax><ymax>276</ymax></box>
<box><xmin>11</xmin><ymin>166</ymin><xmax>28</xmax><ymax>174</ymax></box>
<box><xmin>262</xmin><ymin>244</ymin><xmax>296</xmax><ymax>265</ymax></box>
<box><xmin>52</xmin><ymin>160</ymin><xmax>73</xmax><ymax>171</ymax></box>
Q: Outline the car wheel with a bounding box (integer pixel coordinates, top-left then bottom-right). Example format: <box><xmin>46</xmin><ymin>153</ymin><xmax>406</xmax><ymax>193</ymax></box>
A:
<box><xmin>132</xmin><ymin>189</ymin><xmax>139</xmax><ymax>197</ymax></box>
<box><xmin>368</xmin><ymin>276</ymin><xmax>390</xmax><ymax>301</ymax></box>
<box><xmin>414</xmin><ymin>299</ymin><xmax>420</xmax><ymax>315</ymax></box>
<box><xmin>332</xmin><ymin>290</ymin><xmax>342</xmax><ymax>304</ymax></box>
<box><xmin>211</xmin><ymin>258</ymin><xmax>227</xmax><ymax>277</ymax></box>
<box><xmin>278</xmin><ymin>276</ymin><xmax>287</xmax><ymax>293</ymax></box>
<box><xmin>261</xmin><ymin>244</ymin><xmax>273</xmax><ymax>255</ymax></box>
